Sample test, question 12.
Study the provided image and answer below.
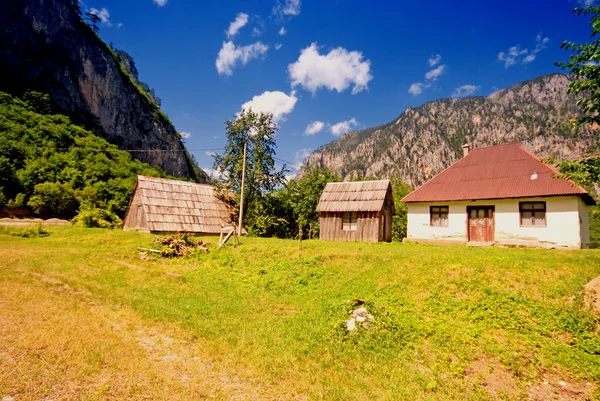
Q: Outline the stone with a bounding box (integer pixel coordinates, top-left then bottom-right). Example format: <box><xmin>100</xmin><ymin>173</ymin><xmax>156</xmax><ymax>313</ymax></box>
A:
<box><xmin>346</xmin><ymin>318</ymin><xmax>356</xmax><ymax>331</ymax></box>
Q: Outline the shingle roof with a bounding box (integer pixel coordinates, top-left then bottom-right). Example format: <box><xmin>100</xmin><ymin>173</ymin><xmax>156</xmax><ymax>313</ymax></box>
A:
<box><xmin>402</xmin><ymin>143</ymin><xmax>595</xmax><ymax>205</ymax></box>
<box><xmin>135</xmin><ymin>176</ymin><xmax>232</xmax><ymax>233</ymax></box>
<box><xmin>317</xmin><ymin>180</ymin><xmax>393</xmax><ymax>212</ymax></box>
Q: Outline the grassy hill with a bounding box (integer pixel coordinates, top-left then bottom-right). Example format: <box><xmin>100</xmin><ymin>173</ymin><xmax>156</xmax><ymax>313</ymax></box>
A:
<box><xmin>1</xmin><ymin>228</ymin><xmax>599</xmax><ymax>400</ymax></box>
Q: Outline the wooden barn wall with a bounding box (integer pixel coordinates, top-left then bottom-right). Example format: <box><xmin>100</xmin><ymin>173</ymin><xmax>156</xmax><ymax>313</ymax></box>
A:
<box><xmin>319</xmin><ymin>212</ymin><xmax>380</xmax><ymax>243</ymax></box>
<box><xmin>123</xmin><ymin>190</ymin><xmax>148</xmax><ymax>231</ymax></box>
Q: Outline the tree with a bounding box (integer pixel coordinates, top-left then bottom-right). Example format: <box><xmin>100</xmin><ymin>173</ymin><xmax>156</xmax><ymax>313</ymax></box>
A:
<box><xmin>555</xmin><ymin>4</ymin><xmax>600</xmax><ymax>215</ymax></box>
<box><xmin>556</xmin><ymin>5</ymin><xmax>600</xmax><ymax>125</ymax></box>
<box><xmin>390</xmin><ymin>175</ymin><xmax>413</xmax><ymax>242</ymax></box>
<box><xmin>212</xmin><ymin>110</ymin><xmax>287</xmax><ymax>234</ymax></box>
<box><xmin>286</xmin><ymin>167</ymin><xmax>341</xmax><ymax>239</ymax></box>
<box><xmin>85</xmin><ymin>12</ymin><xmax>101</xmax><ymax>33</ymax></box>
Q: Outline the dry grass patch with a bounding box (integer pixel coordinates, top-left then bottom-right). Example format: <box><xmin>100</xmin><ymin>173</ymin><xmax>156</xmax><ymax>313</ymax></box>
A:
<box><xmin>0</xmin><ymin>270</ymin><xmax>303</xmax><ymax>400</ymax></box>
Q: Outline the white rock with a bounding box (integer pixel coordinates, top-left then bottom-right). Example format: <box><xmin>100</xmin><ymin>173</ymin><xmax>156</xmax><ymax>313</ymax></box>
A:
<box><xmin>356</xmin><ymin>315</ymin><xmax>366</xmax><ymax>323</ymax></box>
<box><xmin>346</xmin><ymin>318</ymin><xmax>356</xmax><ymax>331</ymax></box>
<box><xmin>559</xmin><ymin>381</ymin><xmax>567</xmax><ymax>388</ymax></box>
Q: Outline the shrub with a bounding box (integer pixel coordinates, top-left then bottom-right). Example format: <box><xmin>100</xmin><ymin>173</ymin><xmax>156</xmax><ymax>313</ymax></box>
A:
<box><xmin>72</xmin><ymin>206</ymin><xmax>123</xmax><ymax>228</ymax></box>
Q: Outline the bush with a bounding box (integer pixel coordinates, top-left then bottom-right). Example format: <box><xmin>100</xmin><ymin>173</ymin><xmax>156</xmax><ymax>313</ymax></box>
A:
<box><xmin>27</xmin><ymin>182</ymin><xmax>80</xmax><ymax>219</ymax></box>
<box><xmin>72</xmin><ymin>206</ymin><xmax>123</xmax><ymax>228</ymax></box>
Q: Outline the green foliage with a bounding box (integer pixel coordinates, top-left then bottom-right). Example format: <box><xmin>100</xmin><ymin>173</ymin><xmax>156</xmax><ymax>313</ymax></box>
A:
<box><xmin>556</xmin><ymin>5</ymin><xmax>600</xmax><ymax>125</ymax></box>
<box><xmin>0</xmin><ymin>91</ymin><xmax>167</xmax><ymax>221</ymax></box>
<box><xmin>213</xmin><ymin>110</ymin><xmax>287</xmax><ymax>234</ymax></box>
<box><xmin>27</xmin><ymin>182</ymin><xmax>80</xmax><ymax>219</ymax></box>
<box><xmin>390</xmin><ymin>175</ymin><xmax>413</xmax><ymax>241</ymax></box>
<box><xmin>72</xmin><ymin>206</ymin><xmax>123</xmax><ymax>229</ymax></box>
<box><xmin>285</xmin><ymin>167</ymin><xmax>341</xmax><ymax>238</ymax></box>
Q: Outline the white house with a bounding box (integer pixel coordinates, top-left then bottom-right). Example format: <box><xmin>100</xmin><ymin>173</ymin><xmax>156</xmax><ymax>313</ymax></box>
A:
<box><xmin>402</xmin><ymin>143</ymin><xmax>595</xmax><ymax>249</ymax></box>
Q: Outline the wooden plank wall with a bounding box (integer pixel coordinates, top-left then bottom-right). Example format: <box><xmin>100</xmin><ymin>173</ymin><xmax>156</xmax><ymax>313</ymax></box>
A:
<box><xmin>319</xmin><ymin>212</ymin><xmax>380</xmax><ymax>243</ymax></box>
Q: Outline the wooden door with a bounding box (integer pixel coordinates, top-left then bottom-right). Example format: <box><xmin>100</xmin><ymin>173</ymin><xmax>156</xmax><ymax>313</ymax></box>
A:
<box><xmin>467</xmin><ymin>207</ymin><xmax>495</xmax><ymax>242</ymax></box>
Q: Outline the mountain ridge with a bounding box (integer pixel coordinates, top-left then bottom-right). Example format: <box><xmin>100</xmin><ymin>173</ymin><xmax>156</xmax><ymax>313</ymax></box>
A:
<box><xmin>303</xmin><ymin>73</ymin><xmax>599</xmax><ymax>187</ymax></box>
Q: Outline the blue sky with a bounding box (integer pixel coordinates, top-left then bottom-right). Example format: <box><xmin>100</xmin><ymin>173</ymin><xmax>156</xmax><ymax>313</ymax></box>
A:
<box><xmin>87</xmin><ymin>0</ymin><xmax>593</xmax><ymax>178</ymax></box>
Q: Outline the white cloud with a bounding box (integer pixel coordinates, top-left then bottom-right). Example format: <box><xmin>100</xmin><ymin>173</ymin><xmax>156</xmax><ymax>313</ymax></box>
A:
<box><xmin>424</xmin><ymin>65</ymin><xmax>446</xmax><ymax>81</ymax></box>
<box><xmin>240</xmin><ymin>91</ymin><xmax>298</xmax><ymax>122</ymax></box>
<box><xmin>304</xmin><ymin>121</ymin><xmax>325</xmax><ymax>135</ymax></box>
<box><xmin>498</xmin><ymin>35</ymin><xmax>548</xmax><ymax>68</ymax></box>
<box><xmin>279</xmin><ymin>27</ymin><xmax>287</xmax><ymax>35</ymax></box>
<box><xmin>180</xmin><ymin>132</ymin><xmax>191</xmax><ymax>139</ymax></box>
<box><xmin>330</xmin><ymin>118</ymin><xmax>358</xmax><ymax>136</ymax></box>
<box><xmin>89</xmin><ymin>8</ymin><xmax>111</xmax><ymax>26</ymax></box>
<box><xmin>452</xmin><ymin>84</ymin><xmax>480</xmax><ymax>98</ymax></box>
<box><xmin>117</xmin><ymin>23</ymin><xmax>123</xmax><ymax>29</ymax></box>
<box><xmin>428</xmin><ymin>54</ymin><xmax>441</xmax><ymax>67</ymax></box>
<box><xmin>153</xmin><ymin>0</ymin><xmax>168</xmax><ymax>7</ymax></box>
<box><xmin>294</xmin><ymin>148</ymin><xmax>312</xmax><ymax>164</ymax></box>
<box><xmin>498</xmin><ymin>46</ymin><xmax>527</xmax><ymax>68</ymax></box>
<box><xmin>408</xmin><ymin>83</ymin><xmax>427</xmax><ymax>95</ymax></box>
<box><xmin>252</xmin><ymin>27</ymin><xmax>262</xmax><ymax>36</ymax></box>
<box><xmin>205</xmin><ymin>151</ymin><xmax>217</xmax><ymax>157</ymax></box>
<box><xmin>226</xmin><ymin>13</ymin><xmax>249</xmax><ymax>38</ymax></box>
<box><xmin>216</xmin><ymin>41</ymin><xmax>269</xmax><ymax>76</ymax></box>
<box><xmin>275</xmin><ymin>43</ymin><xmax>283</xmax><ymax>50</ymax></box>
<box><xmin>273</xmin><ymin>0</ymin><xmax>301</xmax><ymax>17</ymax></box>
<box><xmin>204</xmin><ymin>168</ymin><xmax>223</xmax><ymax>179</ymax></box>
<box><xmin>288</xmin><ymin>43</ymin><xmax>373</xmax><ymax>95</ymax></box>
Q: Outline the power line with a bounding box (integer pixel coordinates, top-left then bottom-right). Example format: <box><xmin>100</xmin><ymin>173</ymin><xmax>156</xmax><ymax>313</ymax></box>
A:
<box><xmin>24</xmin><ymin>147</ymin><xmax>225</xmax><ymax>153</ymax></box>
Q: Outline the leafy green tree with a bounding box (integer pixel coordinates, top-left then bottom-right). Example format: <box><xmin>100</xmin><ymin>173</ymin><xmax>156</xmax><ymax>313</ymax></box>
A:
<box><xmin>286</xmin><ymin>167</ymin><xmax>341</xmax><ymax>239</ymax></box>
<box><xmin>555</xmin><ymin>4</ymin><xmax>600</xmax><ymax>216</ymax></box>
<box><xmin>212</xmin><ymin>110</ymin><xmax>287</xmax><ymax>233</ymax></box>
<box><xmin>0</xmin><ymin>91</ymin><xmax>167</xmax><ymax>222</ymax></box>
<box><xmin>390</xmin><ymin>175</ymin><xmax>413</xmax><ymax>242</ymax></box>
<box><xmin>556</xmin><ymin>5</ymin><xmax>600</xmax><ymax>125</ymax></box>
<box><xmin>27</xmin><ymin>182</ymin><xmax>80</xmax><ymax>219</ymax></box>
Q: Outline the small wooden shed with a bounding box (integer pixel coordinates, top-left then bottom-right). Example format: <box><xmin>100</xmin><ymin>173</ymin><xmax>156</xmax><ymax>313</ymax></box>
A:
<box><xmin>123</xmin><ymin>176</ymin><xmax>233</xmax><ymax>234</ymax></box>
<box><xmin>317</xmin><ymin>180</ymin><xmax>395</xmax><ymax>242</ymax></box>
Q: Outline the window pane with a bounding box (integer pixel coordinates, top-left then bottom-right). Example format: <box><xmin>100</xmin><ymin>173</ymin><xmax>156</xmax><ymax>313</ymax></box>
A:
<box><xmin>533</xmin><ymin>211</ymin><xmax>545</xmax><ymax>226</ymax></box>
<box><xmin>521</xmin><ymin>211</ymin><xmax>532</xmax><ymax>225</ymax></box>
<box><xmin>521</xmin><ymin>203</ymin><xmax>533</xmax><ymax>210</ymax></box>
<box><xmin>533</xmin><ymin>202</ymin><xmax>545</xmax><ymax>210</ymax></box>
<box><xmin>440</xmin><ymin>206</ymin><xmax>449</xmax><ymax>213</ymax></box>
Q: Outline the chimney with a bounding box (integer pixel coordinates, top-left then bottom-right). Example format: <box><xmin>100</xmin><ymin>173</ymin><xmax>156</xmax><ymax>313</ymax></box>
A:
<box><xmin>462</xmin><ymin>143</ymin><xmax>471</xmax><ymax>157</ymax></box>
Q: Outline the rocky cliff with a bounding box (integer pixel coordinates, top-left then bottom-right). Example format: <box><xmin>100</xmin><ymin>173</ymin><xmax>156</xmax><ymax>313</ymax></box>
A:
<box><xmin>304</xmin><ymin>74</ymin><xmax>599</xmax><ymax>187</ymax></box>
<box><xmin>0</xmin><ymin>0</ymin><xmax>205</xmax><ymax>181</ymax></box>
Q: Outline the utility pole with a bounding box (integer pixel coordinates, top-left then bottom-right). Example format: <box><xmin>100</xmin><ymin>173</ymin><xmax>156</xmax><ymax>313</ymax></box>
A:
<box><xmin>237</xmin><ymin>140</ymin><xmax>247</xmax><ymax>237</ymax></box>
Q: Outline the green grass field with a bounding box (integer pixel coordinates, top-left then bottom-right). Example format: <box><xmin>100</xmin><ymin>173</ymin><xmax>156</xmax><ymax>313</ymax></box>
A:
<box><xmin>1</xmin><ymin>227</ymin><xmax>600</xmax><ymax>400</ymax></box>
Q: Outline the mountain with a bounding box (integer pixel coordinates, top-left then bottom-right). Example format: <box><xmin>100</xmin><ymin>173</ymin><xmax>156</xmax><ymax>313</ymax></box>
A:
<box><xmin>0</xmin><ymin>0</ymin><xmax>207</xmax><ymax>182</ymax></box>
<box><xmin>303</xmin><ymin>74</ymin><xmax>599</xmax><ymax>187</ymax></box>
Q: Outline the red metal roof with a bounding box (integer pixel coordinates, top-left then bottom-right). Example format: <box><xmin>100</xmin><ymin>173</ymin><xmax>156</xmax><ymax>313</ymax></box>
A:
<box><xmin>402</xmin><ymin>143</ymin><xmax>595</xmax><ymax>205</ymax></box>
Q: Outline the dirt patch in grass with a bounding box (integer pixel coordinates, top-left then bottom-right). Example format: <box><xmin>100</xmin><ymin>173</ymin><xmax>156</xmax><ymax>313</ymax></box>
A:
<box><xmin>466</xmin><ymin>357</ymin><xmax>595</xmax><ymax>401</ymax></box>
<box><xmin>466</xmin><ymin>357</ymin><xmax>519</xmax><ymax>399</ymax></box>
<box><xmin>526</xmin><ymin>374</ymin><xmax>595</xmax><ymax>401</ymax></box>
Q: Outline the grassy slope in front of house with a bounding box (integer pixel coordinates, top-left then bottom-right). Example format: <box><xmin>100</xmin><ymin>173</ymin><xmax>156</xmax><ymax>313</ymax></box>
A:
<box><xmin>1</xmin><ymin>227</ymin><xmax>599</xmax><ymax>400</ymax></box>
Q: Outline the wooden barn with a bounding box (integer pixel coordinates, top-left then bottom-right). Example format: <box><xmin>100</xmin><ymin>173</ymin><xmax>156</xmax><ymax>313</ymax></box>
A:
<box><xmin>123</xmin><ymin>176</ymin><xmax>233</xmax><ymax>234</ymax></box>
<box><xmin>317</xmin><ymin>180</ymin><xmax>395</xmax><ymax>242</ymax></box>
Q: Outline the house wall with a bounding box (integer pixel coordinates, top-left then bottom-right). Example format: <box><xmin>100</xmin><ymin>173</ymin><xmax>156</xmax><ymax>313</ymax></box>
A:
<box><xmin>406</xmin><ymin>196</ymin><xmax>586</xmax><ymax>249</ymax></box>
<box><xmin>320</xmin><ymin>212</ymin><xmax>380</xmax><ymax>243</ymax></box>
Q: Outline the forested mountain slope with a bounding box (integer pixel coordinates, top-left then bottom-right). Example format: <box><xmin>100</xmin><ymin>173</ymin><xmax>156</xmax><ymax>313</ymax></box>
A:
<box><xmin>0</xmin><ymin>0</ymin><xmax>206</xmax><ymax>182</ymax></box>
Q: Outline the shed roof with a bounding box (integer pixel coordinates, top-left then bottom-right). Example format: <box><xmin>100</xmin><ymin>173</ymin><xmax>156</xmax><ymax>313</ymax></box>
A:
<box><xmin>317</xmin><ymin>180</ymin><xmax>393</xmax><ymax>212</ymax></box>
<box><xmin>402</xmin><ymin>143</ymin><xmax>595</xmax><ymax>205</ymax></box>
<box><xmin>132</xmin><ymin>176</ymin><xmax>233</xmax><ymax>233</ymax></box>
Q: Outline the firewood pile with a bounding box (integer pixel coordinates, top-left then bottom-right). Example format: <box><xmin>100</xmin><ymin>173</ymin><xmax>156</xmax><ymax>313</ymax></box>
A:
<box><xmin>139</xmin><ymin>234</ymin><xmax>209</xmax><ymax>258</ymax></box>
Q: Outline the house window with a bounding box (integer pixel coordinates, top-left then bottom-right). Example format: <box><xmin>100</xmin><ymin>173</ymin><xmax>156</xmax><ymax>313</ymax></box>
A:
<box><xmin>430</xmin><ymin>206</ymin><xmax>449</xmax><ymax>227</ymax></box>
<box><xmin>342</xmin><ymin>212</ymin><xmax>358</xmax><ymax>231</ymax></box>
<box><xmin>520</xmin><ymin>202</ymin><xmax>546</xmax><ymax>226</ymax></box>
